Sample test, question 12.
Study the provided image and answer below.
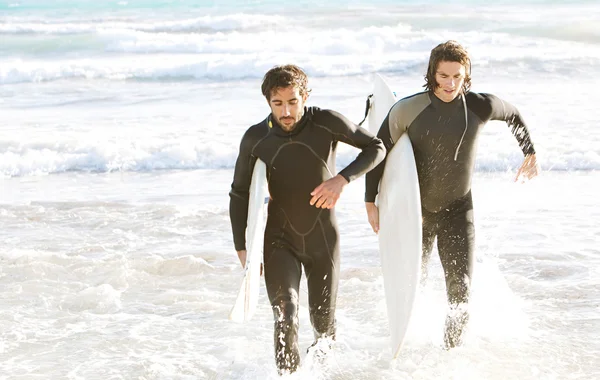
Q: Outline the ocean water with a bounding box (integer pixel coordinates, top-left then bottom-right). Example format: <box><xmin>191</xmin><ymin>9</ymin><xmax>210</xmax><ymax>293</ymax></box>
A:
<box><xmin>1</xmin><ymin>1</ymin><xmax>599</xmax><ymax>379</ymax></box>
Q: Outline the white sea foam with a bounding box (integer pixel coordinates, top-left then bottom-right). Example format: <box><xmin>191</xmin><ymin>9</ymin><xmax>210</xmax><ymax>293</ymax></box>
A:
<box><xmin>1</xmin><ymin>2</ymin><xmax>599</xmax><ymax>379</ymax></box>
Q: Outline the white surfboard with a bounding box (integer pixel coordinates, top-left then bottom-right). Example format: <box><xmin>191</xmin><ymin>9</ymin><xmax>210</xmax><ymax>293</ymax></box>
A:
<box><xmin>368</xmin><ymin>74</ymin><xmax>423</xmax><ymax>358</ymax></box>
<box><xmin>229</xmin><ymin>159</ymin><xmax>269</xmax><ymax>322</ymax></box>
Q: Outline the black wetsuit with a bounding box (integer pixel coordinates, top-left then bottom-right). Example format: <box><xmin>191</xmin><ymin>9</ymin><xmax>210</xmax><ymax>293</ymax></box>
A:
<box><xmin>230</xmin><ymin>106</ymin><xmax>385</xmax><ymax>372</ymax></box>
<box><xmin>365</xmin><ymin>91</ymin><xmax>536</xmax><ymax>347</ymax></box>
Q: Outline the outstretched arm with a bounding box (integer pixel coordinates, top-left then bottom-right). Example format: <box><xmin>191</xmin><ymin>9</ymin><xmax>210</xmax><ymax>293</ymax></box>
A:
<box><xmin>477</xmin><ymin>93</ymin><xmax>540</xmax><ymax>182</ymax></box>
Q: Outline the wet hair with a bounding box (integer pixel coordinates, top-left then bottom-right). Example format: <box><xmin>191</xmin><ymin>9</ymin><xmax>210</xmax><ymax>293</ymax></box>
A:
<box><xmin>423</xmin><ymin>40</ymin><xmax>472</xmax><ymax>93</ymax></box>
<box><xmin>261</xmin><ymin>64</ymin><xmax>311</xmax><ymax>100</ymax></box>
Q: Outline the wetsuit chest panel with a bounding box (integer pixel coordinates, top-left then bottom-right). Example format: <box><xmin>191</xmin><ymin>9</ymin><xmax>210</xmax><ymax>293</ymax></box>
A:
<box><xmin>407</xmin><ymin>101</ymin><xmax>484</xmax><ymax>212</ymax></box>
<box><xmin>409</xmin><ymin>106</ymin><xmax>467</xmax><ymax>163</ymax></box>
<box><xmin>254</xmin><ymin>123</ymin><xmax>335</xmax><ymax>236</ymax></box>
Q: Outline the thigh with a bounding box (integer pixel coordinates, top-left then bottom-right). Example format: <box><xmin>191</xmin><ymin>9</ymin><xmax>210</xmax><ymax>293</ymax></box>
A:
<box><xmin>422</xmin><ymin>208</ymin><xmax>438</xmax><ymax>256</ymax></box>
<box><xmin>303</xmin><ymin>219</ymin><xmax>340</xmax><ymax>313</ymax></box>
<box><xmin>436</xmin><ymin>196</ymin><xmax>476</xmax><ymax>299</ymax></box>
<box><xmin>264</xmin><ymin>244</ymin><xmax>303</xmax><ymax>307</ymax></box>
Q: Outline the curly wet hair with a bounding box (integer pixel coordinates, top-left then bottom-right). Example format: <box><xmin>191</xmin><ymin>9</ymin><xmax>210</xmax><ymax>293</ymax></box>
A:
<box><xmin>261</xmin><ymin>64</ymin><xmax>312</xmax><ymax>100</ymax></box>
<box><xmin>423</xmin><ymin>40</ymin><xmax>472</xmax><ymax>94</ymax></box>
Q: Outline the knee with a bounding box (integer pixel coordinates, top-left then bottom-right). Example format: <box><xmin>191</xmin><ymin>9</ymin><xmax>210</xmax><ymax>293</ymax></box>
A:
<box><xmin>446</xmin><ymin>273</ymin><xmax>471</xmax><ymax>305</ymax></box>
<box><xmin>272</xmin><ymin>291</ymin><xmax>299</xmax><ymax>327</ymax></box>
<box><xmin>310</xmin><ymin>305</ymin><xmax>336</xmax><ymax>338</ymax></box>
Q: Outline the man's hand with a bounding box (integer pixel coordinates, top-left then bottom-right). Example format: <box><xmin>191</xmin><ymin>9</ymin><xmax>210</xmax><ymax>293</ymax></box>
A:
<box><xmin>236</xmin><ymin>249</ymin><xmax>263</xmax><ymax>276</ymax></box>
<box><xmin>236</xmin><ymin>250</ymin><xmax>247</xmax><ymax>268</ymax></box>
<box><xmin>309</xmin><ymin>174</ymin><xmax>349</xmax><ymax>209</ymax></box>
<box><xmin>365</xmin><ymin>202</ymin><xmax>379</xmax><ymax>234</ymax></box>
<box><xmin>515</xmin><ymin>153</ymin><xmax>540</xmax><ymax>182</ymax></box>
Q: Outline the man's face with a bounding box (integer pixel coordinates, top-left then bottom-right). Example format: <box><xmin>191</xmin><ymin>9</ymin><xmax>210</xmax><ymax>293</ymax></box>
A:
<box><xmin>268</xmin><ymin>86</ymin><xmax>308</xmax><ymax>132</ymax></box>
<box><xmin>434</xmin><ymin>60</ymin><xmax>466</xmax><ymax>103</ymax></box>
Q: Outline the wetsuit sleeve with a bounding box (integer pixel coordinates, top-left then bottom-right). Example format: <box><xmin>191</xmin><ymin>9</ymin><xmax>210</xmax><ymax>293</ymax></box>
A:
<box><xmin>229</xmin><ymin>130</ymin><xmax>259</xmax><ymax>251</ymax></box>
<box><xmin>474</xmin><ymin>93</ymin><xmax>536</xmax><ymax>156</ymax></box>
<box><xmin>316</xmin><ymin>109</ymin><xmax>386</xmax><ymax>182</ymax></box>
<box><xmin>364</xmin><ymin>114</ymin><xmax>395</xmax><ymax>202</ymax></box>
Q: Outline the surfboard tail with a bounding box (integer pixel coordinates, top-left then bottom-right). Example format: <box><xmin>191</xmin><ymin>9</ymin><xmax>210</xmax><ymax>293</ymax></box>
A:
<box><xmin>229</xmin><ymin>277</ymin><xmax>249</xmax><ymax>322</ymax></box>
<box><xmin>229</xmin><ymin>159</ymin><xmax>269</xmax><ymax>323</ymax></box>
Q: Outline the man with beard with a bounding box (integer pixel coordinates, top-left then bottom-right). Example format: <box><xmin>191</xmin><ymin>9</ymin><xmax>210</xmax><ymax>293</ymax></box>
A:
<box><xmin>229</xmin><ymin>64</ymin><xmax>385</xmax><ymax>374</ymax></box>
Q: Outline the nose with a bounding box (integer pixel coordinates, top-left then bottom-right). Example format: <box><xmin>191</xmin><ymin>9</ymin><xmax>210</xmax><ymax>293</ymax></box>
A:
<box><xmin>282</xmin><ymin>104</ymin><xmax>291</xmax><ymax>116</ymax></box>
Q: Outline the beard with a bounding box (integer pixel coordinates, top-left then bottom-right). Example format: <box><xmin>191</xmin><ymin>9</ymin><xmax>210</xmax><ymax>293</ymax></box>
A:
<box><xmin>274</xmin><ymin>112</ymin><xmax>303</xmax><ymax>132</ymax></box>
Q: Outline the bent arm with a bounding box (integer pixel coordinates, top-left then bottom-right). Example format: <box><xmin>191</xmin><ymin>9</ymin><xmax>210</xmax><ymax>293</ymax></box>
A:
<box><xmin>317</xmin><ymin>109</ymin><xmax>386</xmax><ymax>182</ymax></box>
<box><xmin>485</xmin><ymin>93</ymin><xmax>536</xmax><ymax>156</ymax></box>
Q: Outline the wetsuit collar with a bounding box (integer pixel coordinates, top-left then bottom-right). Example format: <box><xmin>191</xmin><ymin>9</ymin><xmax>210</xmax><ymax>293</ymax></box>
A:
<box><xmin>268</xmin><ymin>107</ymin><xmax>311</xmax><ymax>137</ymax></box>
<box><xmin>428</xmin><ymin>91</ymin><xmax>463</xmax><ymax>111</ymax></box>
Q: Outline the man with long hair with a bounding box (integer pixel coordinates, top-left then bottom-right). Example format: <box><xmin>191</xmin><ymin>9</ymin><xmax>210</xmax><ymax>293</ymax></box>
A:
<box><xmin>230</xmin><ymin>64</ymin><xmax>385</xmax><ymax>374</ymax></box>
<box><xmin>365</xmin><ymin>41</ymin><xmax>539</xmax><ymax>348</ymax></box>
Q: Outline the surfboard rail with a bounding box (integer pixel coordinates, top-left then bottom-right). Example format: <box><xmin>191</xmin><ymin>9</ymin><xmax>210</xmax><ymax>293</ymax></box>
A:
<box><xmin>367</xmin><ymin>74</ymin><xmax>423</xmax><ymax>357</ymax></box>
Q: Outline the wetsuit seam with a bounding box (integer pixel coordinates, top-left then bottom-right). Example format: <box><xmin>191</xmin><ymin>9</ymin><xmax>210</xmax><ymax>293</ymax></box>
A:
<box><xmin>250</xmin><ymin>133</ymin><xmax>271</xmax><ymax>157</ymax></box>
<box><xmin>499</xmin><ymin>98</ymin><xmax>507</xmax><ymax>118</ymax></box>
<box><xmin>312</xmin><ymin>122</ymin><xmax>356</xmax><ymax>146</ymax></box>
<box><xmin>466</xmin><ymin>107</ymin><xmax>484</xmax><ymax>124</ymax></box>
<box><xmin>270</xmin><ymin>141</ymin><xmax>334</xmax><ymax>178</ymax></box>
<box><xmin>279</xmin><ymin>219</ymin><xmax>288</xmax><ymax>244</ymax></box>
<box><xmin>280</xmin><ymin>207</ymin><xmax>323</xmax><ymax>237</ymax></box>
<box><xmin>230</xmin><ymin>192</ymin><xmax>245</xmax><ymax>200</ymax></box>
<box><xmin>318</xmin><ymin>218</ymin><xmax>331</xmax><ymax>258</ymax></box>
<box><xmin>390</xmin><ymin>93</ymin><xmax>431</xmax><ymax>142</ymax></box>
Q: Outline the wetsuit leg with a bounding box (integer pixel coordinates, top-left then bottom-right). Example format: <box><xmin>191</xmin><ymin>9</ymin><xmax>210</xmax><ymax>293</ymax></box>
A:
<box><xmin>436</xmin><ymin>191</ymin><xmax>475</xmax><ymax>348</ymax></box>
<box><xmin>421</xmin><ymin>211</ymin><xmax>438</xmax><ymax>283</ymax></box>
<box><xmin>303</xmin><ymin>218</ymin><xmax>340</xmax><ymax>342</ymax></box>
<box><xmin>263</xmin><ymin>244</ymin><xmax>303</xmax><ymax>374</ymax></box>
